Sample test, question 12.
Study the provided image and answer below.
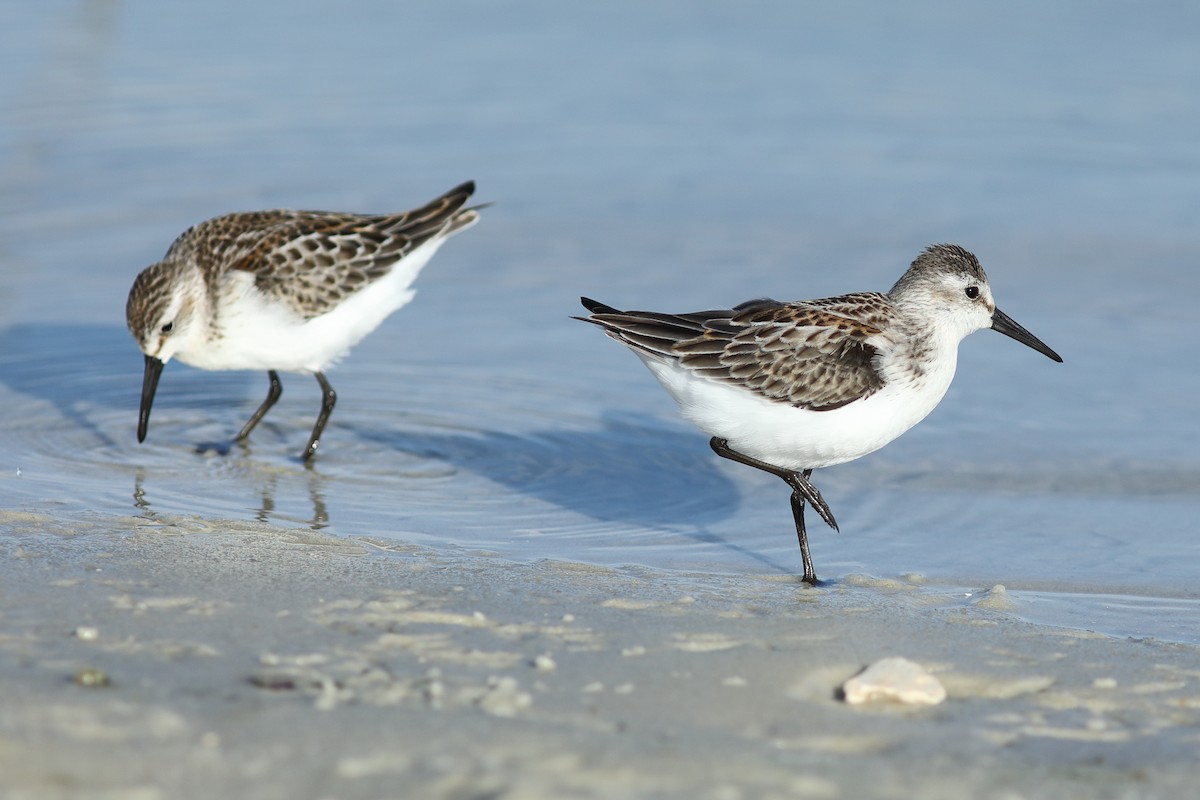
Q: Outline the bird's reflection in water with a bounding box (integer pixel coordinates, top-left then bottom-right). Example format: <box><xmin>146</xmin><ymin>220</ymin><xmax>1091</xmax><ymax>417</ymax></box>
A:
<box><xmin>133</xmin><ymin>470</ymin><xmax>152</xmax><ymax>514</ymax></box>
<box><xmin>133</xmin><ymin>465</ymin><xmax>331</xmax><ymax>531</ymax></box>
<box><xmin>251</xmin><ymin>470</ymin><xmax>330</xmax><ymax>529</ymax></box>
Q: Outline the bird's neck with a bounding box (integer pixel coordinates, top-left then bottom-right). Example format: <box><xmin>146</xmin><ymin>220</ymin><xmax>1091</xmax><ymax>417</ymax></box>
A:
<box><xmin>880</xmin><ymin>314</ymin><xmax>961</xmax><ymax>397</ymax></box>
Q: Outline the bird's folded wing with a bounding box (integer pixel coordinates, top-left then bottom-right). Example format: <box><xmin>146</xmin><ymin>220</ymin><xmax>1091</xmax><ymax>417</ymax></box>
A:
<box><xmin>222</xmin><ymin>182</ymin><xmax>477</xmax><ymax>319</ymax></box>
<box><xmin>586</xmin><ymin>293</ymin><xmax>891</xmax><ymax>411</ymax></box>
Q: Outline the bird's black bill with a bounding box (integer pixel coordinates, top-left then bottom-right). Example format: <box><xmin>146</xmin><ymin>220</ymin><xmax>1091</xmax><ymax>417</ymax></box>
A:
<box><xmin>990</xmin><ymin>308</ymin><xmax>1063</xmax><ymax>363</ymax></box>
<box><xmin>137</xmin><ymin>355</ymin><xmax>164</xmax><ymax>443</ymax></box>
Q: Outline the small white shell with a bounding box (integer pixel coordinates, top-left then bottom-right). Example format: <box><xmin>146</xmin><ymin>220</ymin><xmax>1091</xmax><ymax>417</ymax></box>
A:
<box><xmin>842</xmin><ymin>656</ymin><xmax>947</xmax><ymax>705</ymax></box>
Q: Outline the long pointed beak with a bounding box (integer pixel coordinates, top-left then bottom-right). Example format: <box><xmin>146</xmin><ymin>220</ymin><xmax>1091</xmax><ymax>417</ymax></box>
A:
<box><xmin>138</xmin><ymin>354</ymin><xmax>164</xmax><ymax>442</ymax></box>
<box><xmin>991</xmin><ymin>308</ymin><xmax>1063</xmax><ymax>363</ymax></box>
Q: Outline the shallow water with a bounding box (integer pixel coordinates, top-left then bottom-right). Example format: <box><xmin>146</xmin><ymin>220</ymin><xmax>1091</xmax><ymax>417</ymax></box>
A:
<box><xmin>2</xmin><ymin>1</ymin><xmax>1199</xmax><ymax>643</ymax></box>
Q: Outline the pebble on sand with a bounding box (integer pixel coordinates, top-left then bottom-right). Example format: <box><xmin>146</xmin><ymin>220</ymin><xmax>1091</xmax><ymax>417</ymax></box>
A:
<box><xmin>842</xmin><ymin>657</ymin><xmax>946</xmax><ymax>706</ymax></box>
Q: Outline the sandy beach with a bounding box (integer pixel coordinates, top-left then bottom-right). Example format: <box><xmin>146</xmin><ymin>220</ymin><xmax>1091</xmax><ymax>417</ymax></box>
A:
<box><xmin>3</xmin><ymin>513</ymin><xmax>1198</xmax><ymax>800</ymax></box>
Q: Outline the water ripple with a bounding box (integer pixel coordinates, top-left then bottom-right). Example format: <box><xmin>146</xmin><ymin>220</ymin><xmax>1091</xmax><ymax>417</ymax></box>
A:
<box><xmin>0</xmin><ymin>322</ymin><xmax>744</xmax><ymax>565</ymax></box>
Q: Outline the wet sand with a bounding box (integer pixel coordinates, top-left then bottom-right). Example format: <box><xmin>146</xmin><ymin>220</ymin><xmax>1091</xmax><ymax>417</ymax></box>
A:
<box><xmin>2</xmin><ymin>513</ymin><xmax>1199</xmax><ymax>799</ymax></box>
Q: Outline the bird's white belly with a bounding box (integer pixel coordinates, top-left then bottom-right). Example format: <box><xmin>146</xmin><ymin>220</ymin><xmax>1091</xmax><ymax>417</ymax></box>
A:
<box><xmin>641</xmin><ymin>354</ymin><xmax>956</xmax><ymax>471</ymax></box>
<box><xmin>178</xmin><ymin>238</ymin><xmax>443</xmax><ymax>373</ymax></box>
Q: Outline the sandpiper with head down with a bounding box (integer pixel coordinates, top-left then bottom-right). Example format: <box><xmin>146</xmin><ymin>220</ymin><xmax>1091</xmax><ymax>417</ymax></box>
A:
<box><xmin>126</xmin><ymin>181</ymin><xmax>481</xmax><ymax>460</ymax></box>
<box><xmin>577</xmin><ymin>244</ymin><xmax>1062</xmax><ymax>583</ymax></box>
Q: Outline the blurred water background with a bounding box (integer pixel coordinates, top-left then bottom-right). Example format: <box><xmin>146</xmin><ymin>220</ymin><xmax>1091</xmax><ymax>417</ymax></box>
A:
<box><xmin>2</xmin><ymin>0</ymin><xmax>1198</xmax><ymax>643</ymax></box>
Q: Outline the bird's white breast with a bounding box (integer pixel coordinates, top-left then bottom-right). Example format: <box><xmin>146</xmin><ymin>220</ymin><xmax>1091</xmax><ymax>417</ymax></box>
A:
<box><xmin>639</xmin><ymin>339</ymin><xmax>959</xmax><ymax>471</ymax></box>
<box><xmin>177</xmin><ymin>237</ymin><xmax>446</xmax><ymax>373</ymax></box>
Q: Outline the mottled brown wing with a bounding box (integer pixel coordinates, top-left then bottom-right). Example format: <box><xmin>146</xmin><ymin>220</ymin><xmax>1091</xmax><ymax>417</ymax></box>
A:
<box><xmin>579</xmin><ymin>293</ymin><xmax>891</xmax><ymax>411</ymax></box>
<box><xmin>192</xmin><ymin>182</ymin><xmax>476</xmax><ymax>319</ymax></box>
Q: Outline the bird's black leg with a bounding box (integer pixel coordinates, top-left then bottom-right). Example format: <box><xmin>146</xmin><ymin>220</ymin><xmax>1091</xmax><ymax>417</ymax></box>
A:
<box><xmin>789</xmin><ymin>484</ymin><xmax>818</xmax><ymax>585</ymax></box>
<box><xmin>302</xmin><ymin>372</ymin><xmax>337</xmax><ymax>461</ymax></box>
<box><xmin>710</xmin><ymin>438</ymin><xmax>837</xmax><ymax>584</ymax></box>
<box><xmin>785</xmin><ymin>469</ymin><xmax>838</xmax><ymax>532</ymax></box>
<box><xmin>709</xmin><ymin>436</ymin><xmax>791</xmax><ymax>478</ymax></box>
<box><xmin>237</xmin><ymin>370</ymin><xmax>283</xmax><ymax>441</ymax></box>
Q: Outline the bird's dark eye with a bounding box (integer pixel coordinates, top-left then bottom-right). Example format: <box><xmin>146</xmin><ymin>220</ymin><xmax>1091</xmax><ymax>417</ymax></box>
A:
<box><xmin>964</xmin><ymin>286</ymin><xmax>980</xmax><ymax>300</ymax></box>
<box><xmin>161</xmin><ymin>322</ymin><xmax>174</xmax><ymax>334</ymax></box>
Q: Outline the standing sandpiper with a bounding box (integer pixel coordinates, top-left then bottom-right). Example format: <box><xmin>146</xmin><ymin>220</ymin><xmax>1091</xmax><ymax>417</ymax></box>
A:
<box><xmin>576</xmin><ymin>244</ymin><xmax>1062</xmax><ymax>583</ymax></box>
<box><xmin>126</xmin><ymin>181</ymin><xmax>481</xmax><ymax>460</ymax></box>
